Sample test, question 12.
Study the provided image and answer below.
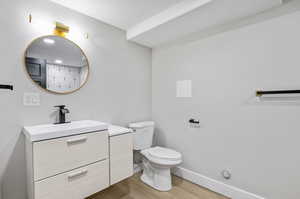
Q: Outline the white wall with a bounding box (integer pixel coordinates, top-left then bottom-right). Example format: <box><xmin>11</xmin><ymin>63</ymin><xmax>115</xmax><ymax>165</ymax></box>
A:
<box><xmin>152</xmin><ymin>11</ymin><xmax>300</xmax><ymax>199</ymax></box>
<box><xmin>0</xmin><ymin>0</ymin><xmax>151</xmax><ymax>198</ymax></box>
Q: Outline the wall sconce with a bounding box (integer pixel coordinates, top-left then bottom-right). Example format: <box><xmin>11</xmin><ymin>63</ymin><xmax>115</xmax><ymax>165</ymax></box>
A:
<box><xmin>29</xmin><ymin>14</ymin><xmax>88</xmax><ymax>39</ymax></box>
<box><xmin>54</xmin><ymin>22</ymin><xmax>69</xmax><ymax>37</ymax></box>
<box><xmin>29</xmin><ymin>14</ymin><xmax>32</xmax><ymax>23</ymax></box>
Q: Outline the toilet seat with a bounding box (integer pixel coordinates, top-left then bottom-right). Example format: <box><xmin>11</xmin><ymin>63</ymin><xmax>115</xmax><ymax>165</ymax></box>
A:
<box><xmin>142</xmin><ymin>147</ymin><xmax>182</xmax><ymax>166</ymax></box>
<box><xmin>149</xmin><ymin>147</ymin><xmax>182</xmax><ymax>161</ymax></box>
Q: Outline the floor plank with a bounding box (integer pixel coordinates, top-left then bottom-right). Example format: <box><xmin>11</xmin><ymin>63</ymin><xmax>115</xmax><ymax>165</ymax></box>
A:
<box><xmin>88</xmin><ymin>174</ymin><xmax>229</xmax><ymax>199</ymax></box>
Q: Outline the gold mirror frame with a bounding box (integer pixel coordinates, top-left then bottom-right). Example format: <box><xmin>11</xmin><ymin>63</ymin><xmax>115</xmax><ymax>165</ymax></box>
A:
<box><xmin>24</xmin><ymin>35</ymin><xmax>90</xmax><ymax>95</ymax></box>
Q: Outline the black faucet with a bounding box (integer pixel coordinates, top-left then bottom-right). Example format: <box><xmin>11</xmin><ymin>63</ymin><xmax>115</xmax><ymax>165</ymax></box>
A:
<box><xmin>54</xmin><ymin>105</ymin><xmax>70</xmax><ymax>124</ymax></box>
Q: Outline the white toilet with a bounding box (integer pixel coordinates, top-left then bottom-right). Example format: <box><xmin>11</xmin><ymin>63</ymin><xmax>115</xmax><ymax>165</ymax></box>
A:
<box><xmin>129</xmin><ymin>121</ymin><xmax>182</xmax><ymax>191</ymax></box>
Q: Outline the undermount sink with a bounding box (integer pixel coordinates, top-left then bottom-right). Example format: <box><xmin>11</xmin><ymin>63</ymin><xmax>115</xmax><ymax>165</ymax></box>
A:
<box><xmin>23</xmin><ymin>120</ymin><xmax>108</xmax><ymax>142</ymax></box>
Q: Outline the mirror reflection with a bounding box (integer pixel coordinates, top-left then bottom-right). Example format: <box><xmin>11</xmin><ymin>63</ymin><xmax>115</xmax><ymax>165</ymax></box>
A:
<box><xmin>25</xmin><ymin>36</ymin><xmax>89</xmax><ymax>94</ymax></box>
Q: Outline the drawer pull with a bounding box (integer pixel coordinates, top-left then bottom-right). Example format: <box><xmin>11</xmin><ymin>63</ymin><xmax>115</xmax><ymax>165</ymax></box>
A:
<box><xmin>66</xmin><ymin>137</ymin><xmax>87</xmax><ymax>144</ymax></box>
<box><xmin>68</xmin><ymin>169</ymin><xmax>88</xmax><ymax>179</ymax></box>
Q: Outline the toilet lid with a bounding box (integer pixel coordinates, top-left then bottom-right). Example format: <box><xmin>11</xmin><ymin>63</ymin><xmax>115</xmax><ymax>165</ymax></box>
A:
<box><xmin>148</xmin><ymin>147</ymin><xmax>182</xmax><ymax>161</ymax></box>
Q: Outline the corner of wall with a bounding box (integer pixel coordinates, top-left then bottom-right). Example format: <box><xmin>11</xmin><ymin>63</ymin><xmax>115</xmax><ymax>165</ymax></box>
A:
<box><xmin>0</xmin><ymin>183</ymin><xmax>2</xmax><ymax>199</ymax></box>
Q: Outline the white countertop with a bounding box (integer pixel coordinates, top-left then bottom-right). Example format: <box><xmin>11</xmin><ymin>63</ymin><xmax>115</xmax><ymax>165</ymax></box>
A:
<box><xmin>23</xmin><ymin>121</ymin><xmax>133</xmax><ymax>142</ymax></box>
<box><xmin>108</xmin><ymin>125</ymin><xmax>133</xmax><ymax>137</ymax></box>
<box><xmin>23</xmin><ymin>120</ymin><xmax>108</xmax><ymax>142</ymax></box>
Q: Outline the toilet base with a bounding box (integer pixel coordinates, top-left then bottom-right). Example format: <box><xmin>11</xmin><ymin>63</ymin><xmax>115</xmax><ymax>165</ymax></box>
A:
<box><xmin>141</xmin><ymin>158</ymin><xmax>172</xmax><ymax>191</ymax></box>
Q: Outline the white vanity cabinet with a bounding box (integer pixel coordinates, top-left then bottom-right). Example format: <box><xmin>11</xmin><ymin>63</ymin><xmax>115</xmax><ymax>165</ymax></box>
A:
<box><xmin>24</xmin><ymin>121</ymin><xmax>134</xmax><ymax>199</ymax></box>
<box><xmin>109</xmin><ymin>133</ymin><xmax>133</xmax><ymax>185</ymax></box>
<box><xmin>25</xmin><ymin>131</ymin><xmax>109</xmax><ymax>199</ymax></box>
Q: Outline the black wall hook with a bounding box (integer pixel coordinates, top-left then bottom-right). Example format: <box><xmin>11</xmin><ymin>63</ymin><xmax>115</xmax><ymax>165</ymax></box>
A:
<box><xmin>0</xmin><ymin>84</ymin><xmax>13</xmax><ymax>90</ymax></box>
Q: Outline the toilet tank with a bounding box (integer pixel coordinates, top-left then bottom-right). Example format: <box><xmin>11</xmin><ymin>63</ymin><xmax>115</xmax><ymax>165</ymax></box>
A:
<box><xmin>129</xmin><ymin>121</ymin><xmax>155</xmax><ymax>150</ymax></box>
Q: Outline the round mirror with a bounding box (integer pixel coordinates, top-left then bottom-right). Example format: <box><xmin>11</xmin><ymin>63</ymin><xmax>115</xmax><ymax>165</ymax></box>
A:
<box><xmin>25</xmin><ymin>36</ymin><xmax>89</xmax><ymax>94</ymax></box>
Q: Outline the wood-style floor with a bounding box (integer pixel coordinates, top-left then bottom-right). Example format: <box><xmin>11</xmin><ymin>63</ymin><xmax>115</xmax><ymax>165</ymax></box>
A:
<box><xmin>88</xmin><ymin>173</ymin><xmax>229</xmax><ymax>199</ymax></box>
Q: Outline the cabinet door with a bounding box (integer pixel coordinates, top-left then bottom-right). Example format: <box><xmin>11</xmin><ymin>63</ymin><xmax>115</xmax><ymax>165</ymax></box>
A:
<box><xmin>35</xmin><ymin>160</ymin><xmax>109</xmax><ymax>199</ymax></box>
<box><xmin>110</xmin><ymin>133</ymin><xmax>133</xmax><ymax>185</ymax></box>
<box><xmin>33</xmin><ymin>131</ymin><xmax>108</xmax><ymax>181</ymax></box>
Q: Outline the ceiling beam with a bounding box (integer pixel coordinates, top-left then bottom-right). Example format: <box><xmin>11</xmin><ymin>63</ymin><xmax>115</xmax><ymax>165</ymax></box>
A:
<box><xmin>126</xmin><ymin>0</ymin><xmax>213</xmax><ymax>40</ymax></box>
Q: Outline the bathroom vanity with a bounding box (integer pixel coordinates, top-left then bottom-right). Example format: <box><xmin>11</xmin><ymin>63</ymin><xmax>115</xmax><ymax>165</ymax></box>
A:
<box><xmin>23</xmin><ymin>120</ymin><xmax>133</xmax><ymax>199</ymax></box>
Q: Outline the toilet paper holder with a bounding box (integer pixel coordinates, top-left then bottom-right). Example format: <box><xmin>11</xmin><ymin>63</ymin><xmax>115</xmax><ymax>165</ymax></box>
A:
<box><xmin>189</xmin><ymin>118</ymin><xmax>199</xmax><ymax>124</ymax></box>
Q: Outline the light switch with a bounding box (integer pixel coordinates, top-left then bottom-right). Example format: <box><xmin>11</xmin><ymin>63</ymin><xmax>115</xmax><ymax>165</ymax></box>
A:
<box><xmin>24</xmin><ymin>93</ymin><xmax>40</xmax><ymax>106</ymax></box>
<box><xmin>176</xmin><ymin>80</ymin><xmax>192</xmax><ymax>98</ymax></box>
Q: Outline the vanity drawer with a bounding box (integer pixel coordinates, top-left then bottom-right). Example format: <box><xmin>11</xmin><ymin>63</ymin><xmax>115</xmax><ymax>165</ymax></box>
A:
<box><xmin>33</xmin><ymin>131</ymin><xmax>108</xmax><ymax>181</ymax></box>
<box><xmin>35</xmin><ymin>160</ymin><xmax>109</xmax><ymax>199</ymax></box>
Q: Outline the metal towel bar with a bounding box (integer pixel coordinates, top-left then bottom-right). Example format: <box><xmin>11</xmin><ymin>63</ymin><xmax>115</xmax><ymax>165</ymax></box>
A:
<box><xmin>256</xmin><ymin>90</ymin><xmax>300</xmax><ymax>97</ymax></box>
<box><xmin>0</xmin><ymin>84</ymin><xmax>13</xmax><ymax>90</ymax></box>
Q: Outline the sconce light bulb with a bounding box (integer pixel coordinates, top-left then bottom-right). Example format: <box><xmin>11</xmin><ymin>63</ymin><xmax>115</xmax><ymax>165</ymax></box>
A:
<box><xmin>43</xmin><ymin>38</ymin><xmax>55</xmax><ymax>44</ymax></box>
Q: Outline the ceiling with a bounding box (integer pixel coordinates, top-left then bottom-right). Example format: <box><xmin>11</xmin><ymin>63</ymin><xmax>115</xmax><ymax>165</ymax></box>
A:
<box><xmin>50</xmin><ymin>0</ymin><xmax>184</xmax><ymax>30</ymax></box>
<box><xmin>49</xmin><ymin>0</ymin><xmax>293</xmax><ymax>48</ymax></box>
<box><xmin>130</xmin><ymin>0</ymin><xmax>283</xmax><ymax>47</ymax></box>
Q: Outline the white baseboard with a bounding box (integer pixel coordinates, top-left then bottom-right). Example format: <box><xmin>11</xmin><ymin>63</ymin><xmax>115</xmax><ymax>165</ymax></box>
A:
<box><xmin>172</xmin><ymin>167</ymin><xmax>265</xmax><ymax>199</ymax></box>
